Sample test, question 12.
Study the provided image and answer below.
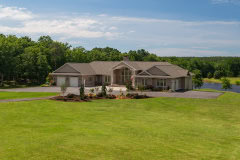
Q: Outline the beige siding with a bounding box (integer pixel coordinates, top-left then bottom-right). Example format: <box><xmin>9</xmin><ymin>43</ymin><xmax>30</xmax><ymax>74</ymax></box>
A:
<box><xmin>82</xmin><ymin>75</ymin><xmax>95</xmax><ymax>87</ymax></box>
<box><xmin>184</xmin><ymin>77</ymin><xmax>193</xmax><ymax>90</ymax></box>
<box><xmin>148</xmin><ymin>66</ymin><xmax>168</xmax><ymax>76</ymax></box>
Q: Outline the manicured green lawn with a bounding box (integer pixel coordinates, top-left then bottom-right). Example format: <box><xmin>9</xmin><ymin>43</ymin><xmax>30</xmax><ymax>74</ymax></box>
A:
<box><xmin>204</xmin><ymin>77</ymin><xmax>240</xmax><ymax>85</ymax></box>
<box><xmin>0</xmin><ymin>92</ymin><xmax>57</xmax><ymax>100</ymax></box>
<box><xmin>0</xmin><ymin>91</ymin><xmax>240</xmax><ymax>160</ymax></box>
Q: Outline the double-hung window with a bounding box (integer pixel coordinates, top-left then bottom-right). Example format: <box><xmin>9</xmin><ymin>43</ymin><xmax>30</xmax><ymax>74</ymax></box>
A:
<box><xmin>142</xmin><ymin>79</ymin><xmax>147</xmax><ymax>86</ymax></box>
<box><xmin>157</xmin><ymin>79</ymin><xmax>166</xmax><ymax>87</ymax></box>
<box><xmin>105</xmin><ymin>76</ymin><xmax>111</xmax><ymax>83</ymax></box>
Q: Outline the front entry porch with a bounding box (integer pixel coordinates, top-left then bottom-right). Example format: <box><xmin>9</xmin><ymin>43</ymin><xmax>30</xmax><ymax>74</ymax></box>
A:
<box><xmin>111</xmin><ymin>67</ymin><xmax>134</xmax><ymax>86</ymax></box>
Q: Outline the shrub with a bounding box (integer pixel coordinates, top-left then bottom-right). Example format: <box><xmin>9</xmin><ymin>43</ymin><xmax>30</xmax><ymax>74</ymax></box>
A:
<box><xmin>106</xmin><ymin>94</ymin><xmax>116</xmax><ymax>99</ymax></box>
<box><xmin>221</xmin><ymin>78</ymin><xmax>232</xmax><ymax>90</ymax></box>
<box><xmin>236</xmin><ymin>81</ymin><xmax>240</xmax><ymax>85</ymax></box>
<box><xmin>207</xmin><ymin>72</ymin><xmax>213</xmax><ymax>79</ymax></box>
<box><xmin>138</xmin><ymin>85</ymin><xmax>145</xmax><ymax>94</ymax></box>
<box><xmin>153</xmin><ymin>87</ymin><xmax>163</xmax><ymax>92</ymax></box>
<box><xmin>101</xmin><ymin>84</ymin><xmax>107</xmax><ymax>97</ymax></box>
<box><xmin>88</xmin><ymin>93</ymin><xmax>93</xmax><ymax>99</ymax></box>
<box><xmin>146</xmin><ymin>85</ymin><xmax>154</xmax><ymax>91</ymax></box>
<box><xmin>108</xmin><ymin>87</ymin><xmax>113</xmax><ymax>94</ymax></box>
<box><xmin>95</xmin><ymin>87</ymin><xmax>99</xmax><ymax>91</ymax></box>
<box><xmin>67</xmin><ymin>93</ymin><xmax>75</xmax><ymax>98</ymax></box>
<box><xmin>79</xmin><ymin>84</ymin><xmax>85</xmax><ymax>100</ymax></box>
<box><xmin>40</xmin><ymin>84</ymin><xmax>50</xmax><ymax>87</ymax></box>
<box><xmin>90</xmin><ymin>88</ymin><xmax>95</xmax><ymax>94</ymax></box>
<box><xmin>97</xmin><ymin>92</ymin><xmax>103</xmax><ymax>97</ymax></box>
<box><xmin>117</xmin><ymin>89</ymin><xmax>125</xmax><ymax>99</ymax></box>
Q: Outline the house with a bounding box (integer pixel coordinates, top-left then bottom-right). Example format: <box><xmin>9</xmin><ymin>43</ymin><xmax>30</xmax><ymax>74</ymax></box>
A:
<box><xmin>49</xmin><ymin>58</ymin><xmax>193</xmax><ymax>91</ymax></box>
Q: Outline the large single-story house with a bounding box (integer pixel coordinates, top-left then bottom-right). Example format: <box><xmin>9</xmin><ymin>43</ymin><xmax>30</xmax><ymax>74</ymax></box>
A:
<box><xmin>50</xmin><ymin>58</ymin><xmax>193</xmax><ymax>91</ymax></box>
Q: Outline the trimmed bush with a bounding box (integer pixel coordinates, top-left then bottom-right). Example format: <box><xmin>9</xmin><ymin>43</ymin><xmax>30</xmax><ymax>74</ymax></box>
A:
<box><xmin>67</xmin><ymin>93</ymin><xmax>75</xmax><ymax>98</ymax></box>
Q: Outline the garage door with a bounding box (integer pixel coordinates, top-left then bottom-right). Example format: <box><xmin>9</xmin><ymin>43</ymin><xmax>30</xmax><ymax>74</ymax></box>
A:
<box><xmin>69</xmin><ymin>77</ymin><xmax>79</xmax><ymax>87</ymax></box>
<box><xmin>57</xmin><ymin>77</ymin><xmax>66</xmax><ymax>86</ymax></box>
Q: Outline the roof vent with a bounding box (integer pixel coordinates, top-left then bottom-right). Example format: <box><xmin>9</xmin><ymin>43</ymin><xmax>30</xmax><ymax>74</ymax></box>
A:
<box><xmin>123</xmin><ymin>56</ymin><xmax>129</xmax><ymax>61</ymax></box>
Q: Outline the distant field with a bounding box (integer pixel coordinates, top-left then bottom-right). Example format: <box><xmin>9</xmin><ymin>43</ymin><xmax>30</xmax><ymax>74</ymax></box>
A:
<box><xmin>0</xmin><ymin>92</ymin><xmax>57</xmax><ymax>100</ymax></box>
<box><xmin>204</xmin><ymin>77</ymin><xmax>240</xmax><ymax>85</ymax></box>
<box><xmin>0</xmin><ymin>90</ymin><xmax>240</xmax><ymax>160</ymax></box>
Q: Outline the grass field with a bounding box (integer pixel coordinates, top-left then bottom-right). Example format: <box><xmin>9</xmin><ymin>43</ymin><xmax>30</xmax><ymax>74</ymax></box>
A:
<box><xmin>0</xmin><ymin>92</ymin><xmax>57</xmax><ymax>100</ymax></box>
<box><xmin>0</xmin><ymin>91</ymin><xmax>240</xmax><ymax>160</ymax></box>
<box><xmin>204</xmin><ymin>77</ymin><xmax>240</xmax><ymax>85</ymax></box>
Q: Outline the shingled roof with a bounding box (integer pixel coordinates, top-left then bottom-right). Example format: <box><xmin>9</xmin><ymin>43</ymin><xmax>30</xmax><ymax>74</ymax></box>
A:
<box><xmin>154</xmin><ymin>65</ymin><xmax>190</xmax><ymax>78</ymax></box>
<box><xmin>53</xmin><ymin>61</ymin><xmax>191</xmax><ymax>78</ymax></box>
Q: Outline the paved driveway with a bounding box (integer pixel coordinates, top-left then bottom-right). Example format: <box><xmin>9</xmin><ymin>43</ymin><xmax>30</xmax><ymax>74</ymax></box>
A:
<box><xmin>0</xmin><ymin>87</ymin><xmax>223</xmax><ymax>99</ymax></box>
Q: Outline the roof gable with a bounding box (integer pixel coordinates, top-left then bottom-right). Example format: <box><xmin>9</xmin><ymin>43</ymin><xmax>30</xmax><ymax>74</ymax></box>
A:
<box><xmin>138</xmin><ymin>70</ymin><xmax>152</xmax><ymax>76</ymax></box>
<box><xmin>54</xmin><ymin>64</ymin><xmax>80</xmax><ymax>73</ymax></box>
<box><xmin>147</xmin><ymin>66</ymin><xmax>169</xmax><ymax>76</ymax></box>
<box><xmin>111</xmin><ymin>61</ymin><xmax>136</xmax><ymax>70</ymax></box>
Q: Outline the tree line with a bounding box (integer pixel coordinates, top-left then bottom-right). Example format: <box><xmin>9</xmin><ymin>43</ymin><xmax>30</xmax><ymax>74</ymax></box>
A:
<box><xmin>0</xmin><ymin>34</ymin><xmax>240</xmax><ymax>85</ymax></box>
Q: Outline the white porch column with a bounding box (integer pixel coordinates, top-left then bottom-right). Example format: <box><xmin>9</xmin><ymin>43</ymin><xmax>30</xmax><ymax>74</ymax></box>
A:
<box><xmin>132</xmin><ymin>70</ymin><xmax>137</xmax><ymax>88</ymax></box>
<box><xmin>111</xmin><ymin>70</ymin><xmax>114</xmax><ymax>85</ymax></box>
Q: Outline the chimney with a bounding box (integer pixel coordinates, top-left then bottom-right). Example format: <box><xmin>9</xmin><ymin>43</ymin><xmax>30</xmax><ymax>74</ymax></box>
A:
<box><xmin>123</xmin><ymin>56</ymin><xmax>129</xmax><ymax>61</ymax></box>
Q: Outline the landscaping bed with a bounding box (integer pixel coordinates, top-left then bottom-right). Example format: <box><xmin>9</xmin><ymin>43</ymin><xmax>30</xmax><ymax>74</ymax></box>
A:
<box><xmin>51</xmin><ymin>93</ymin><xmax>150</xmax><ymax>102</ymax></box>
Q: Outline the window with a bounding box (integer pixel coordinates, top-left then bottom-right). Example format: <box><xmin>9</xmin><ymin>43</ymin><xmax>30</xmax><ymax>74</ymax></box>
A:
<box><xmin>157</xmin><ymin>79</ymin><xmax>166</xmax><ymax>87</ymax></box>
<box><xmin>120</xmin><ymin>67</ymin><xmax>132</xmax><ymax>83</ymax></box>
<box><xmin>105</xmin><ymin>76</ymin><xmax>111</xmax><ymax>83</ymax></box>
<box><xmin>142</xmin><ymin>79</ymin><xmax>147</xmax><ymax>86</ymax></box>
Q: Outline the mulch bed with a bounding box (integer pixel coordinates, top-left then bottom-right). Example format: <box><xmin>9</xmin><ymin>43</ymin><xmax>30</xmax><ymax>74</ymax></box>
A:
<box><xmin>50</xmin><ymin>93</ymin><xmax>150</xmax><ymax>102</ymax></box>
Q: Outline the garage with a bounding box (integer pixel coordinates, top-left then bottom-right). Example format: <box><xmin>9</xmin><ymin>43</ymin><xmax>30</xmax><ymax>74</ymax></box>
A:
<box><xmin>57</xmin><ymin>77</ymin><xmax>66</xmax><ymax>86</ymax></box>
<box><xmin>69</xmin><ymin>77</ymin><xmax>79</xmax><ymax>87</ymax></box>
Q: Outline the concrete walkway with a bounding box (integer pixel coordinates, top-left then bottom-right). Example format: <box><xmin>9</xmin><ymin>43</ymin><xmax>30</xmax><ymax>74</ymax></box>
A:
<box><xmin>0</xmin><ymin>87</ymin><xmax>223</xmax><ymax>99</ymax></box>
<box><xmin>0</xmin><ymin>96</ymin><xmax>55</xmax><ymax>103</ymax></box>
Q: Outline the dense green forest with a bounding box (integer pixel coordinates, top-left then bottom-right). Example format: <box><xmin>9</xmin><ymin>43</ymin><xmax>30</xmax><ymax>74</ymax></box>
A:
<box><xmin>0</xmin><ymin>34</ymin><xmax>240</xmax><ymax>84</ymax></box>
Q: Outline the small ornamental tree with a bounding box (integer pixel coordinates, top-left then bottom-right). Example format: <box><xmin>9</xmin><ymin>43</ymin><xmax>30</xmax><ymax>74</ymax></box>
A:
<box><xmin>101</xmin><ymin>84</ymin><xmax>107</xmax><ymax>97</ymax></box>
<box><xmin>207</xmin><ymin>72</ymin><xmax>213</xmax><ymax>79</ymax></box>
<box><xmin>125</xmin><ymin>80</ymin><xmax>133</xmax><ymax>91</ymax></box>
<box><xmin>221</xmin><ymin>78</ymin><xmax>232</xmax><ymax>90</ymax></box>
<box><xmin>79</xmin><ymin>84</ymin><xmax>85</xmax><ymax>100</ymax></box>
<box><xmin>61</xmin><ymin>83</ymin><xmax>67</xmax><ymax>97</ymax></box>
<box><xmin>192</xmin><ymin>69</ymin><xmax>204</xmax><ymax>89</ymax></box>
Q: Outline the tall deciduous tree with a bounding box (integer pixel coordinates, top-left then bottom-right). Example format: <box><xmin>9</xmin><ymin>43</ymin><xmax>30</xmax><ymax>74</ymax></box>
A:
<box><xmin>192</xmin><ymin>70</ymin><xmax>204</xmax><ymax>89</ymax></box>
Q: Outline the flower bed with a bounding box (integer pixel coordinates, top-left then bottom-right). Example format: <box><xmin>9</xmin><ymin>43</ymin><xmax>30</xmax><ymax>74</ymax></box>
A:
<box><xmin>51</xmin><ymin>93</ymin><xmax>150</xmax><ymax>102</ymax></box>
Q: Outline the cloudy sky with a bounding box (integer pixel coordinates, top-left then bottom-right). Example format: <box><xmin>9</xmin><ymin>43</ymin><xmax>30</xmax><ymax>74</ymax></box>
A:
<box><xmin>0</xmin><ymin>0</ymin><xmax>240</xmax><ymax>56</ymax></box>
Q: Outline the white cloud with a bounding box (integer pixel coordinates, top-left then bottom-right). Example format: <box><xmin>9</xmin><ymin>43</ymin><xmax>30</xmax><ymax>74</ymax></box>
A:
<box><xmin>149</xmin><ymin>48</ymin><xmax>236</xmax><ymax>57</ymax></box>
<box><xmin>0</xmin><ymin>4</ymin><xmax>240</xmax><ymax>56</ymax></box>
<box><xmin>109</xmin><ymin>26</ymin><xmax>118</xmax><ymax>30</ymax></box>
<box><xmin>211</xmin><ymin>0</ymin><xmax>240</xmax><ymax>4</ymax></box>
<box><xmin>0</xmin><ymin>5</ymin><xmax>33</xmax><ymax>20</ymax></box>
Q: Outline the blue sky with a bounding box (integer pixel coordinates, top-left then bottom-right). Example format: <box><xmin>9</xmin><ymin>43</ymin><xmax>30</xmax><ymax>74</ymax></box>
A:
<box><xmin>0</xmin><ymin>0</ymin><xmax>240</xmax><ymax>56</ymax></box>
